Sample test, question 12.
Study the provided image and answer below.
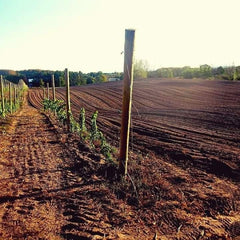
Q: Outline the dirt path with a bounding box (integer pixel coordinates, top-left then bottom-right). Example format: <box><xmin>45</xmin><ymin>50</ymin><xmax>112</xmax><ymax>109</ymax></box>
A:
<box><xmin>0</xmin><ymin>104</ymin><xmax>65</xmax><ymax>239</ymax></box>
<box><xmin>0</xmin><ymin>103</ymin><xmax>146</xmax><ymax>240</ymax></box>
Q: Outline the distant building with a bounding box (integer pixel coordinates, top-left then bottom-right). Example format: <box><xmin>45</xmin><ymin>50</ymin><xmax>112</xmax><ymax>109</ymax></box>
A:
<box><xmin>28</xmin><ymin>79</ymin><xmax>34</xmax><ymax>87</ymax></box>
<box><xmin>108</xmin><ymin>77</ymin><xmax>120</xmax><ymax>82</ymax></box>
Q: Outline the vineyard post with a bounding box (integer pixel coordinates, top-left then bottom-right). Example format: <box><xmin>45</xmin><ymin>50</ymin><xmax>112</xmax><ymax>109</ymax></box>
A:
<box><xmin>119</xmin><ymin>29</ymin><xmax>135</xmax><ymax>176</ymax></box>
<box><xmin>0</xmin><ymin>75</ymin><xmax>5</xmax><ymax>113</ymax></box>
<box><xmin>14</xmin><ymin>86</ymin><xmax>16</xmax><ymax>106</ymax></box>
<box><xmin>9</xmin><ymin>82</ymin><xmax>12</xmax><ymax>114</ymax></box>
<box><xmin>16</xmin><ymin>87</ymin><xmax>18</xmax><ymax>103</ymax></box>
<box><xmin>47</xmin><ymin>83</ymin><xmax>49</xmax><ymax>99</ymax></box>
<box><xmin>43</xmin><ymin>88</ymin><xmax>46</xmax><ymax>99</ymax></box>
<box><xmin>65</xmin><ymin>68</ymin><xmax>71</xmax><ymax>131</ymax></box>
<box><xmin>52</xmin><ymin>74</ymin><xmax>56</xmax><ymax>101</ymax></box>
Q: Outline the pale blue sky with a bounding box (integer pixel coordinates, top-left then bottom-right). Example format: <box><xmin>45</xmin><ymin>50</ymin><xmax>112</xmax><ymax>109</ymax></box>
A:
<box><xmin>0</xmin><ymin>0</ymin><xmax>240</xmax><ymax>72</ymax></box>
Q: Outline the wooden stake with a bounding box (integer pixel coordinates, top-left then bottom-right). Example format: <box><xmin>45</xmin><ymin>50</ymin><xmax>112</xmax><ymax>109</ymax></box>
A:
<box><xmin>52</xmin><ymin>74</ymin><xmax>56</xmax><ymax>101</ymax></box>
<box><xmin>14</xmin><ymin>87</ymin><xmax>16</xmax><ymax>106</ymax></box>
<box><xmin>65</xmin><ymin>68</ymin><xmax>71</xmax><ymax>131</ymax></box>
<box><xmin>9</xmin><ymin>82</ymin><xmax>12</xmax><ymax>114</ymax></box>
<box><xmin>0</xmin><ymin>75</ymin><xmax>5</xmax><ymax>113</ymax></box>
<box><xmin>47</xmin><ymin>83</ymin><xmax>49</xmax><ymax>99</ymax></box>
<box><xmin>43</xmin><ymin>87</ymin><xmax>46</xmax><ymax>99</ymax></box>
<box><xmin>119</xmin><ymin>29</ymin><xmax>135</xmax><ymax>176</ymax></box>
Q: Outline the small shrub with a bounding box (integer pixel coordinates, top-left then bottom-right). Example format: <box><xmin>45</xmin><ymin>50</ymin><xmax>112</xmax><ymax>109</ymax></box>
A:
<box><xmin>90</xmin><ymin>111</ymin><xmax>100</xmax><ymax>141</ymax></box>
<box><xmin>70</xmin><ymin>112</ymin><xmax>80</xmax><ymax>133</ymax></box>
<box><xmin>90</xmin><ymin>111</ymin><xmax>113</xmax><ymax>161</ymax></box>
<box><xmin>79</xmin><ymin>108</ymin><xmax>87</xmax><ymax>132</ymax></box>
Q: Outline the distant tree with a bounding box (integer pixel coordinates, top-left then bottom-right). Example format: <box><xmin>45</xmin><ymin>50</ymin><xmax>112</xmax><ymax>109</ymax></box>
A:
<box><xmin>5</xmin><ymin>74</ymin><xmax>24</xmax><ymax>84</ymax></box>
<box><xmin>39</xmin><ymin>79</ymin><xmax>44</xmax><ymax>87</ymax></box>
<box><xmin>216</xmin><ymin>66</ymin><xmax>224</xmax><ymax>75</ymax></box>
<box><xmin>182</xmin><ymin>66</ymin><xmax>194</xmax><ymax>79</ymax></box>
<box><xmin>59</xmin><ymin>76</ymin><xmax>65</xmax><ymax>87</ymax></box>
<box><xmin>98</xmin><ymin>74</ymin><xmax>107</xmax><ymax>82</ymax></box>
<box><xmin>223</xmin><ymin>66</ymin><xmax>236</xmax><ymax>81</ymax></box>
<box><xmin>235</xmin><ymin>66</ymin><xmax>240</xmax><ymax>80</ymax></box>
<box><xmin>78</xmin><ymin>71</ymin><xmax>87</xmax><ymax>85</ymax></box>
<box><xmin>157</xmin><ymin>68</ymin><xmax>174</xmax><ymax>78</ymax></box>
<box><xmin>87</xmin><ymin>76</ymin><xmax>95</xmax><ymax>84</ymax></box>
<box><xmin>200</xmin><ymin>64</ymin><xmax>212</xmax><ymax>78</ymax></box>
<box><xmin>134</xmin><ymin>59</ymin><xmax>148</xmax><ymax>79</ymax></box>
<box><xmin>95</xmin><ymin>72</ymin><xmax>107</xmax><ymax>83</ymax></box>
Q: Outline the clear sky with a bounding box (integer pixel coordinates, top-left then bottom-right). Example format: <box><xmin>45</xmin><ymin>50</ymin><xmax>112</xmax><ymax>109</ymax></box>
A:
<box><xmin>0</xmin><ymin>0</ymin><xmax>240</xmax><ymax>73</ymax></box>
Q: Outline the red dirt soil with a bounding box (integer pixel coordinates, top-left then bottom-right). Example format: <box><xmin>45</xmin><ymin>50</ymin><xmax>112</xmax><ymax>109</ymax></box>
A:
<box><xmin>0</xmin><ymin>103</ymin><xmax>149</xmax><ymax>239</ymax></box>
<box><xmin>0</xmin><ymin>78</ymin><xmax>239</xmax><ymax>239</ymax></box>
<box><xmin>29</xmin><ymin>78</ymin><xmax>240</xmax><ymax>182</ymax></box>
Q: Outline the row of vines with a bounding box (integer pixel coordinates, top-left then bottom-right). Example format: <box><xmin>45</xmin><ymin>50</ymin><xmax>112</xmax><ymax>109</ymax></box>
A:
<box><xmin>42</xmin><ymin>92</ymin><xmax>115</xmax><ymax>163</ymax></box>
<box><xmin>0</xmin><ymin>75</ymin><xmax>28</xmax><ymax>117</ymax></box>
<box><xmin>42</xmin><ymin>28</ymin><xmax>134</xmax><ymax>175</ymax></box>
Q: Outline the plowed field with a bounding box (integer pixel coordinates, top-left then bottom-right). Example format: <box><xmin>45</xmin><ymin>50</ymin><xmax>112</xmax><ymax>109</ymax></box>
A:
<box><xmin>29</xmin><ymin>78</ymin><xmax>240</xmax><ymax>182</ymax></box>
<box><xmin>4</xmin><ymin>77</ymin><xmax>238</xmax><ymax>239</ymax></box>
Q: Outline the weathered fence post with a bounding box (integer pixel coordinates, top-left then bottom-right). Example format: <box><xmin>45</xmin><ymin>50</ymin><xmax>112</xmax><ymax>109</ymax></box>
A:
<box><xmin>14</xmin><ymin>86</ymin><xmax>17</xmax><ymax>106</ymax></box>
<box><xmin>43</xmin><ymin>87</ymin><xmax>46</xmax><ymax>99</ymax></box>
<box><xmin>47</xmin><ymin>83</ymin><xmax>49</xmax><ymax>100</ymax></box>
<box><xmin>52</xmin><ymin>74</ymin><xmax>56</xmax><ymax>101</ymax></box>
<box><xmin>119</xmin><ymin>29</ymin><xmax>135</xmax><ymax>176</ymax></box>
<box><xmin>0</xmin><ymin>75</ymin><xmax>5</xmax><ymax>113</ymax></box>
<box><xmin>65</xmin><ymin>68</ymin><xmax>71</xmax><ymax>131</ymax></box>
<box><xmin>9</xmin><ymin>82</ymin><xmax>12</xmax><ymax>114</ymax></box>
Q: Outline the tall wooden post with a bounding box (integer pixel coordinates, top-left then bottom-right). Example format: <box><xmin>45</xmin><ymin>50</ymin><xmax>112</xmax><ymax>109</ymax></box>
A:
<box><xmin>52</xmin><ymin>74</ymin><xmax>56</xmax><ymax>101</ymax></box>
<box><xmin>9</xmin><ymin>82</ymin><xmax>12</xmax><ymax>114</ymax></box>
<box><xmin>0</xmin><ymin>75</ymin><xmax>5</xmax><ymax>113</ymax></box>
<box><xmin>119</xmin><ymin>29</ymin><xmax>135</xmax><ymax>176</ymax></box>
<box><xmin>47</xmin><ymin>83</ymin><xmax>49</xmax><ymax>99</ymax></box>
<box><xmin>65</xmin><ymin>68</ymin><xmax>71</xmax><ymax>131</ymax></box>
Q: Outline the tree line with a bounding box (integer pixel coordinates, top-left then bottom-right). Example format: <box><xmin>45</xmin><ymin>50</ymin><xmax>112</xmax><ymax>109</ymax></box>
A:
<box><xmin>1</xmin><ymin>62</ymin><xmax>239</xmax><ymax>88</ymax></box>
<box><xmin>0</xmin><ymin>69</ymin><xmax>123</xmax><ymax>87</ymax></box>
<box><xmin>134</xmin><ymin>60</ymin><xmax>240</xmax><ymax>81</ymax></box>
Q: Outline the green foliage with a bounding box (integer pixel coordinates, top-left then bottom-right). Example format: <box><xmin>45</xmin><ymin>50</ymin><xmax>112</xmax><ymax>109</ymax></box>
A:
<box><xmin>0</xmin><ymin>78</ymin><xmax>27</xmax><ymax>118</ymax></box>
<box><xmin>182</xmin><ymin>67</ymin><xmax>195</xmax><ymax>79</ymax></box>
<box><xmin>90</xmin><ymin>111</ymin><xmax>113</xmax><ymax>161</ymax></box>
<box><xmin>1</xmin><ymin>69</ymin><xmax>119</xmax><ymax>87</ymax></box>
<box><xmin>43</xmin><ymin>99</ymin><xmax>80</xmax><ymax>132</ymax></box>
<box><xmin>0</xmin><ymin>107</ymin><xmax>6</xmax><ymax>118</ymax></box>
<box><xmin>134</xmin><ymin>59</ymin><xmax>148</xmax><ymax>79</ymax></box>
<box><xmin>87</xmin><ymin>76</ymin><xmax>95</xmax><ymax>84</ymax></box>
<box><xmin>99</xmin><ymin>131</ymin><xmax>113</xmax><ymax>161</ymax></box>
<box><xmin>156</xmin><ymin>68</ymin><xmax>175</xmax><ymax>78</ymax></box>
<box><xmin>0</xmin><ymin>98</ymin><xmax>21</xmax><ymax>118</ymax></box>
<box><xmin>148</xmin><ymin>65</ymin><xmax>240</xmax><ymax>81</ymax></box>
<box><xmin>90</xmin><ymin>111</ymin><xmax>99</xmax><ymax>141</ymax></box>
<box><xmin>233</xmin><ymin>68</ymin><xmax>238</xmax><ymax>81</ymax></box>
<box><xmin>70</xmin><ymin>112</ymin><xmax>81</xmax><ymax>133</ymax></box>
<box><xmin>79</xmin><ymin>107</ymin><xmax>87</xmax><ymax>134</ymax></box>
<box><xmin>43</xmin><ymin>99</ymin><xmax>114</xmax><ymax>161</ymax></box>
<box><xmin>12</xmin><ymin>100</ymin><xmax>20</xmax><ymax>112</ymax></box>
<box><xmin>39</xmin><ymin>79</ymin><xmax>44</xmax><ymax>87</ymax></box>
<box><xmin>43</xmin><ymin>99</ymin><xmax>68</xmax><ymax>125</ymax></box>
<box><xmin>200</xmin><ymin>64</ymin><xmax>212</xmax><ymax>78</ymax></box>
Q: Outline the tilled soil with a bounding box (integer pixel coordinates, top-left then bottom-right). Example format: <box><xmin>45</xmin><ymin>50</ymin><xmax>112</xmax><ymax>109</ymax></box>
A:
<box><xmin>1</xmin><ymin>78</ymin><xmax>240</xmax><ymax>239</ymax></box>
<box><xmin>29</xmin><ymin>78</ymin><xmax>240</xmax><ymax>182</ymax></box>
<box><xmin>0</xmin><ymin>104</ymin><xmax>150</xmax><ymax>240</ymax></box>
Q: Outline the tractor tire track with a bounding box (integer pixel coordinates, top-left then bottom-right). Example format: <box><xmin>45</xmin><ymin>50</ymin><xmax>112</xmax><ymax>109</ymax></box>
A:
<box><xmin>0</xmin><ymin>103</ymin><xmax>149</xmax><ymax>239</ymax></box>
